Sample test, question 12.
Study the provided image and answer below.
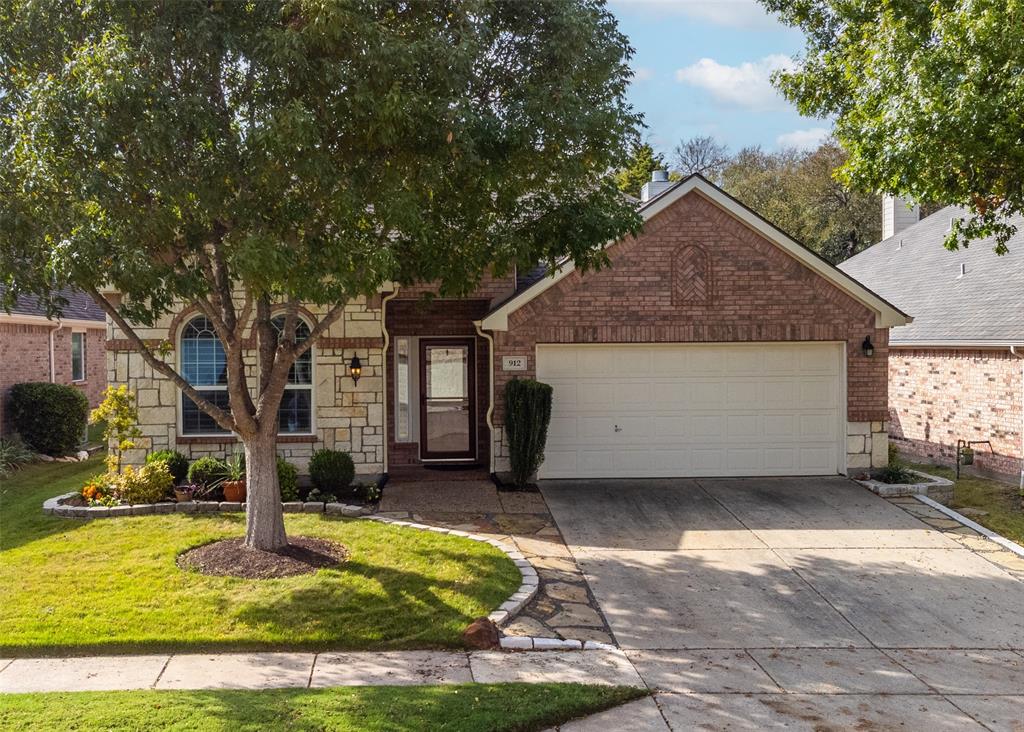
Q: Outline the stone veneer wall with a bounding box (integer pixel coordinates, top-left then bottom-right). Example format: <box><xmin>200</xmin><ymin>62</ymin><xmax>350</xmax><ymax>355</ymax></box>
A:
<box><xmin>888</xmin><ymin>347</ymin><xmax>1023</xmax><ymax>478</ymax></box>
<box><xmin>106</xmin><ymin>297</ymin><xmax>385</xmax><ymax>475</ymax></box>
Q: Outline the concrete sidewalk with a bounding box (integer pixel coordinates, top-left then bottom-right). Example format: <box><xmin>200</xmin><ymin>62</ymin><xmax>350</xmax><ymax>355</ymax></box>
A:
<box><xmin>0</xmin><ymin>649</ymin><xmax>643</xmax><ymax>694</ymax></box>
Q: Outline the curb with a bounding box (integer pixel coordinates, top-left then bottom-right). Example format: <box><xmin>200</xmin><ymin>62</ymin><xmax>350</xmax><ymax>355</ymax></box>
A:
<box><xmin>855</xmin><ymin>469</ymin><xmax>953</xmax><ymax>498</ymax></box>
<box><xmin>914</xmin><ymin>494</ymin><xmax>1024</xmax><ymax>559</ymax></box>
<box><xmin>367</xmin><ymin>516</ymin><xmax>539</xmax><ymax>628</ymax></box>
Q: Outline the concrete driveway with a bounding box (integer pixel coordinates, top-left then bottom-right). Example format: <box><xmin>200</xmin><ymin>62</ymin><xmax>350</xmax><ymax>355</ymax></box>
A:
<box><xmin>541</xmin><ymin>477</ymin><xmax>1024</xmax><ymax>730</ymax></box>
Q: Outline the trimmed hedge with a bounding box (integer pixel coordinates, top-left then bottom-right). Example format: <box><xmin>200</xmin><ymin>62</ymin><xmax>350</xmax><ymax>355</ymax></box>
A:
<box><xmin>309</xmin><ymin>449</ymin><xmax>355</xmax><ymax>499</ymax></box>
<box><xmin>187</xmin><ymin>456</ymin><xmax>228</xmax><ymax>488</ymax></box>
<box><xmin>504</xmin><ymin>378</ymin><xmax>553</xmax><ymax>487</ymax></box>
<box><xmin>8</xmin><ymin>382</ymin><xmax>89</xmax><ymax>456</ymax></box>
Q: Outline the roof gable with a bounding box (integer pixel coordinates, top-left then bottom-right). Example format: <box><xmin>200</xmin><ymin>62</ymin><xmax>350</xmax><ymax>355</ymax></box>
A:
<box><xmin>481</xmin><ymin>175</ymin><xmax>910</xmax><ymax>330</ymax></box>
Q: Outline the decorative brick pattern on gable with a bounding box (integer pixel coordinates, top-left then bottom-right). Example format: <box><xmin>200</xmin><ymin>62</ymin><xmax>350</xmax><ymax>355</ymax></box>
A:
<box><xmin>889</xmin><ymin>348</ymin><xmax>1023</xmax><ymax>477</ymax></box>
<box><xmin>493</xmin><ymin>191</ymin><xmax>889</xmax><ymax>427</ymax></box>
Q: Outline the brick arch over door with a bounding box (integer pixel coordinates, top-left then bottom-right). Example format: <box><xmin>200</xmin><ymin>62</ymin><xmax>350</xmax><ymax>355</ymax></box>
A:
<box><xmin>492</xmin><ymin>190</ymin><xmax>889</xmax><ymax>425</ymax></box>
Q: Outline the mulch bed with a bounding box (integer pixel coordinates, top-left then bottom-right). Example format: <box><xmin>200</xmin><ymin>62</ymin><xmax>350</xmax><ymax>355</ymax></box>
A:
<box><xmin>178</xmin><ymin>536</ymin><xmax>349</xmax><ymax>579</ymax></box>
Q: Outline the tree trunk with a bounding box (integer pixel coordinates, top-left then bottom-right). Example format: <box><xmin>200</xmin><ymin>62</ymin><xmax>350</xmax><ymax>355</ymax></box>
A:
<box><xmin>243</xmin><ymin>433</ymin><xmax>288</xmax><ymax>551</ymax></box>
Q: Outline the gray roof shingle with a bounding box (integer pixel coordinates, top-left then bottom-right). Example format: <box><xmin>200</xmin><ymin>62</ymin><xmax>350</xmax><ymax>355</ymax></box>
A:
<box><xmin>839</xmin><ymin>206</ymin><xmax>1024</xmax><ymax>345</ymax></box>
<box><xmin>0</xmin><ymin>285</ymin><xmax>105</xmax><ymax>322</ymax></box>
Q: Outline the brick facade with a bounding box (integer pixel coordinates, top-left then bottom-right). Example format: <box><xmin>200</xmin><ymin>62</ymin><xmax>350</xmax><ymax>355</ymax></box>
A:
<box><xmin>489</xmin><ymin>191</ymin><xmax>891</xmax><ymax>472</ymax></box>
<box><xmin>889</xmin><ymin>347</ymin><xmax>1023</xmax><ymax>478</ymax></box>
<box><xmin>0</xmin><ymin>320</ymin><xmax>106</xmax><ymax>435</ymax></box>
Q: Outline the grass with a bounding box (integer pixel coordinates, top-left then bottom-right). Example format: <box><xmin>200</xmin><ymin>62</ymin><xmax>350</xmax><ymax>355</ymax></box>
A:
<box><xmin>909</xmin><ymin>461</ymin><xmax>1024</xmax><ymax>545</ymax></box>
<box><xmin>0</xmin><ymin>684</ymin><xmax>647</xmax><ymax>732</ymax></box>
<box><xmin>0</xmin><ymin>458</ymin><xmax>520</xmax><ymax>656</ymax></box>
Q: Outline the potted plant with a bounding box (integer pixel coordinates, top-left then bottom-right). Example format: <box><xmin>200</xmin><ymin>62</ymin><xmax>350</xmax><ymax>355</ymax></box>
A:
<box><xmin>221</xmin><ymin>454</ymin><xmax>246</xmax><ymax>502</ymax></box>
<box><xmin>960</xmin><ymin>446</ymin><xmax>975</xmax><ymax>465</ymax></box>
<box><xmin>174</xmin><ymin>483</ymin><xmax>198</xmax><ymax>502</ymax></box>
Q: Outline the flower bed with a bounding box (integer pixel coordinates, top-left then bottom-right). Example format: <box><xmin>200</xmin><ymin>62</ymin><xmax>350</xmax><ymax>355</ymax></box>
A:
<box><xmin>43</xmin><ymin>492</ymin><xmax>375</xmax><ymax>519</ymax></box>
<box><xmin>854</xmin><ymin>468</ymin><xmax>954</xmax><ymax>500</ymax></box>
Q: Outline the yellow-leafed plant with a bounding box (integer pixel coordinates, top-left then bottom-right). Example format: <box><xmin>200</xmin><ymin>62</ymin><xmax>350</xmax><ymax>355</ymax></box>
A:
<box><xmin>90</xmin><ymin>386</ymin><xmax>142</xmax><ymax>475</ymax></box>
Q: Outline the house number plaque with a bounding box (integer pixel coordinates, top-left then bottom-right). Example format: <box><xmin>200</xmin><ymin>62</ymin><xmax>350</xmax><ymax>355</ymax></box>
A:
<box><xmin>502</xmin><ymin>356</ymin><xmax>527</xmax><ymax>371</ymax></box>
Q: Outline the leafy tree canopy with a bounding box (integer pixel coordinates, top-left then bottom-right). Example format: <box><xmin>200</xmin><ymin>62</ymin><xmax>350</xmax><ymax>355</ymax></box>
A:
<box><xmin>762</xmin><ymin>0</ymin><xmax>1024</xmax><ymax>252</ymax></box>
<box><xmin>721</xmin><ymin>140</ymin><xmax>880</xmax><ymax>264</ymax></box>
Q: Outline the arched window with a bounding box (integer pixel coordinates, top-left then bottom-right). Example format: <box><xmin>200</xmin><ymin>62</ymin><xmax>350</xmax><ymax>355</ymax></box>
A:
<box><xmin>179</xmin><ymin>315</ymin><xmax>229</xmax><ymax>435</ymax></box>
<box><xmin>271</xmin><ymin>315</ymin><xmax>313</xmax><ymax>434</ymax></box>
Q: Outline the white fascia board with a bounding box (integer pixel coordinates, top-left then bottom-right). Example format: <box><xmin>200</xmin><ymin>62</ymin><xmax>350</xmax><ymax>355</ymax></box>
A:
<box><xmin>480</xmin><ymin>177</ymin><xmax>911</xmax><ymax>331</ymax></box>
<box><xmin>890</xmin><ymin>340</ymin><xmax>1024</xmax><ymax>349</ymax></box>
<box><xmin>0</xmin><ymin>313</ymin><xmax>105</xmax><ymax>329</ymax></box>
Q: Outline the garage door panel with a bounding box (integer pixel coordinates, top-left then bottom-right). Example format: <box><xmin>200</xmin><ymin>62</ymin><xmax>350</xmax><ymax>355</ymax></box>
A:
<box><xmin>535</xmin><ymin>344</ymin><xmax>843</xmax><ymax>479</ymax></box>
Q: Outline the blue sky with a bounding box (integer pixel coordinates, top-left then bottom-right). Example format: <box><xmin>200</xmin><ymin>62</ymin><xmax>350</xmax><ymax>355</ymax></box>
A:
<box><xmin>608</xmin><ymin>0</ymin><xmax>832</xmax><ymax>160</ymax></box>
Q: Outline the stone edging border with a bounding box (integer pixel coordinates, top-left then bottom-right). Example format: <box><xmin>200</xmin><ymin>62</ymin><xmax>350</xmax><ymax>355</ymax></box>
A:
<box><xmin>914</xmin><ymin>494</ymin><xmax>1024</xmax><ymax>559</ymax></box>
<box><xmin>854</xmin><ymin>469</ymin><xmax>953</xmax><ymax>497</ymax></box>
<box><xmin>41</xmin><ymin>493</ymin><xmax>540</xmax><ymax>632</ymax></box>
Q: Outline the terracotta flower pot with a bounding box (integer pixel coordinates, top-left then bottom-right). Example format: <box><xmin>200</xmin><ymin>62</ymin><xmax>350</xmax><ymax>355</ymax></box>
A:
<box><xmin>222</xmin><ymin>480</ymin><xmax>247</xmax><ymax>503</ymax></box>
<box><xmin>174</xmin><ymin>488</ymin><xmax>194</xmax><ymax>503</ymax></box>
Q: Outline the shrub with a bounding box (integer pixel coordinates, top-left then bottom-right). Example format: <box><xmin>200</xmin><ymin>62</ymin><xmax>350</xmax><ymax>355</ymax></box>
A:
<box><xmin>277</xmin><ymin>457</ymin><xmax>299</xmax><ymax>501</ymax></box>
<box><xmin>8</xmin><ymin>382</ymin><xmax>89</xmax><ymax>456</ymax></box>
<box><xmin>504</xmin><ymin>378</ymin><xmax>553</xmax><ymax>487</ymax></box>
<box><xmin>309</xmin><ymin>449</ymin><xmax>355</xmax><ymax>499</ymax></box>
<box><xmin>112</xmin><ymin>462</ymin><xmax>173</xmax><ymax>504</ymax></box>
<box><xmin>0</xmin><ymin>435</ymin><xmax>34</xmax><ymax>478</ymax></box>
<box><xmin>90</xmin><ymin>385</ymin><xmax>142</xmax><ymax>473</ymax></box>
<box><xmin>146</xmin><ymin>450</ymin><xmax>189</xmax><ymax>484</ymax></box>
<box><xmin>187</xmin><ymin>456</ymin><xmax>228</xmax><ymax>488</ymax></box>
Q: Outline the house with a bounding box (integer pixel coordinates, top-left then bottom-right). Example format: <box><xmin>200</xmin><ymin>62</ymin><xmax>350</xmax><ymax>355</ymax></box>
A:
<box><xmin>840</xmin><ymin>198</ymin><xmax>1024</xmax><ymax>482</ymax></box>
<box><xmin>0</xmin><ymin>286</ymin><xmax>107</xmax><ymax>435</ymax></box>
<box><xmin>108</xmin><ymin>175</ymin><xmax>909</xmax><ymax>479</ymax></box>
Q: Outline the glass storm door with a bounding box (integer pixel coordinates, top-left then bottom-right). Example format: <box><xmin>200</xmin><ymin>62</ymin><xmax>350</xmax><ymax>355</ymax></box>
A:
<box><xmin>420</xmin><ymin>340</ymin><xmax>476</xmax><ymax>460</ymax></box>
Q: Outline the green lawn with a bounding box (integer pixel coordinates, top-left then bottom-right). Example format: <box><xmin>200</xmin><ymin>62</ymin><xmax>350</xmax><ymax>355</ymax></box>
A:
<box><xmin>0</xmin><ymin>684</ymin><xmax>646</xmax><ymax>732</ymax></box>
<box><xmin>0</xmin><ymin>459</ymin><xmax>520</xmax><ymax>656</ymax></box>
<box><xmin>910</xmin><ymin>462</ymin><xmax>1024</xmax><ymax>545</ymax></box>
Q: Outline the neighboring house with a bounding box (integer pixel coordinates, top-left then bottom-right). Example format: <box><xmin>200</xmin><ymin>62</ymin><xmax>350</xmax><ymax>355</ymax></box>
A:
<box><xmin>0</xmin><ymin>286</ymin><xmax>107</xmax><ymax>435</ymax></box>
<box><xmin>840</xmin><ymin>198</ymin><xmax>1024</xmax><ymax>482</ymax></box>
<box><xmin>107</xmin><ymin>175</ymin><xmax>909</xmax><ymax>479</ymax></box>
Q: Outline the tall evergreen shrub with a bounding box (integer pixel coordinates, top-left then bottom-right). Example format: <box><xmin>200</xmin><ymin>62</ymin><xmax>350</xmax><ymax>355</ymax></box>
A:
<box><xmin>504</xmin><ymin>378</ymin><xmax>553</xmax><ymax>487</ymax></box>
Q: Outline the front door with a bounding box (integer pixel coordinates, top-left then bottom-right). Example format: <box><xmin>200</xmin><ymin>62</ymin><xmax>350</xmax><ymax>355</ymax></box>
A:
<box><xmin>419</xmin><ymin>339</ymin><xmax>476</xmax><ymax>460</ymax></box>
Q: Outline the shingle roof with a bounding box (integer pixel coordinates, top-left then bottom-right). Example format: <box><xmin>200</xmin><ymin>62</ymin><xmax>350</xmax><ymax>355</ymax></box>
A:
<box><xmin>839</xmin><ymin>206</ymin><xmax>1024</xmax><ymax>345</ymax></box>
<box><xmin>0</xmin><ymin>285</ymin><xmax>105</xmax><ymax>322</ymax></box>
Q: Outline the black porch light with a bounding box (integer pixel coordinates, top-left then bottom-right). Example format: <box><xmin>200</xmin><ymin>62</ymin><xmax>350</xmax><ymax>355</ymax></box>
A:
<box><xmin>349</xmin><ymin>354</ymin><xmax>363</xmax><ymax>385</ymax></box>
<box><xmin>861</xmin><ymin>336</ymin><xmax>874</xmax><ymax>357</ymax></box>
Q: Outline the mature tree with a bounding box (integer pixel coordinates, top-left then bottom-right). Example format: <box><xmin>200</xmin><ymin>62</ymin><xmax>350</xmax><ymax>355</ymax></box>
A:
<box><xmin>614</xmin><ymin>141</ymin><xmax>666</xmax><ymax>198</ymax></box>
<box><xmin>762</xmin><ymin>0</ymin><xmax>1024</xmax><ymax>252</ymax></box>
<box><xmin>721</xmin><ymin>141</ymin><xmax>880</xmax><ymax>263</ymax></box>
<box><xmin>673</xmin><ymin>135</ymin><xmax>730</xmax><ymax>182</ymax></box>
<box><xmin>0</xmin><ymin>0</ymin><xmax>641</xmax><ymax>551</ymax></box>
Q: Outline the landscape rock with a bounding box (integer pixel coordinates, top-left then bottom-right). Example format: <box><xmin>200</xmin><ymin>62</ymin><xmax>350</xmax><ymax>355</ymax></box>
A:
<box><xmin>76</xmin><ymin>451</ymin><xmax>90</xmax><ymax>461</ymax></box>
<box><xmin>462</xmin><ymin>617</ymin><xmax>500</xmax><ymax>650</ymax></box>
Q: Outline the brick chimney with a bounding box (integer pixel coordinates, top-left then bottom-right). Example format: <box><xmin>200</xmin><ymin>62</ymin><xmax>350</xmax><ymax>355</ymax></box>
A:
<box><xmin>641</xmin><ymin>170</ymin><xmax>673</xmax><ymax>203</ymax></box>
<box><xmin>882</xmin><ymin>194</ymin><xmax>920</xmax><ymax>239</ymax></box>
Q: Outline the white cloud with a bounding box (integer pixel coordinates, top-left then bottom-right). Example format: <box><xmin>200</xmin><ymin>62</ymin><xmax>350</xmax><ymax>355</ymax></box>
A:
<box><xmin>609</xmin><ymin>0</ymin><xmax>781</xmax><ymax>30</ymax></box>
<box><xmin>631</xmin><ymin>66</ymin><xmax>655</xmax><ymax>83</ymax></box>
<box><xmin>675</xmin><ymin>54</ymin><xmax>794</xmax><ymax>110</ymax></box>
<box><xmin>775</xmin><ymin>127</ymin><xmax>831</xmax><ymax>150</ymax></box>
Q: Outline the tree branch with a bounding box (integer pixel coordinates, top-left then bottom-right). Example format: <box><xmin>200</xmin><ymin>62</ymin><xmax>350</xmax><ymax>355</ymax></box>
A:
<box><xmin>86</xmin><ymin>287</ymin><xmax>238</xmax><ymax>433</ymax></box>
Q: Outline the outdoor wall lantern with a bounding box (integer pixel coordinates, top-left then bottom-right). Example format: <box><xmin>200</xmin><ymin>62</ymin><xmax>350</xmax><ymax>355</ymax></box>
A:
<box><xmin>349</xmin><ymin>355</ymin><xmax>362</xmax><ymax>385</ymax></box>
<box><xmin>861</xmin><ymin>336</ymin><xmax>874</xmax><ymax>357</ymax></box>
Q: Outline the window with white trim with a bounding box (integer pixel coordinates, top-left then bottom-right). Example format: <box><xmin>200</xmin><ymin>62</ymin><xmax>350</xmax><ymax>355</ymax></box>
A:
<box><xmin>395</xmin><ymin>337</ymin><xmax>411</xmax><ymax>441</ymax></box>
<box><xmin>70</xmin><ymin>332</ymin><xmax>86</xmax><ymax>382</ymax></box>
<box><xmin>271</xmin><ymin>315</ymin><xmax>313</xmax><ymax>434</ymax></box>
<box><xmin>180</xmin><ymin>316</ymin><xmax>229</xmax><ymax>434</ymax></box>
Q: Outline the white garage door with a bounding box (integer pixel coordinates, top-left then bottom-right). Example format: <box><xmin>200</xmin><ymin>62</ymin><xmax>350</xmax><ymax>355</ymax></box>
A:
<box><xmin>535</xmin><ymin>343</ymin><xmax>844</xmax><ymax>479</ymax></box>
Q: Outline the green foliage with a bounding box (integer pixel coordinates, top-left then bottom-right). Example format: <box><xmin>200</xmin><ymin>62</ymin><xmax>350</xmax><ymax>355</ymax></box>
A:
<box><xmin>224</xmin><ymin>453</ymin><xmax>246</xmax><ymax>482</ymax></box>
<box><xmin>277</xmin><ymin>457</ymin><xmax>299</xmax><ymax>502</ymax></box>
<box><xmin>187</xmin><ymin>457</ymin><xmax>228</xmax><ymax>489</ymax></box>
<box><xmin>8</xmin><ymin>382</ymin><xmax>89</xmax><ymax>456</ymax></box>
<box><xmin>720</xmin><ymin>141</ymin><xmax>880</xmax><ymax>263</ymax></box>
<box><xmin>0</xmin><ymin>435</ymin><xmax>34</xmax><ymax>478</ymax></box>
<box><xmin>90</xmin><ymin>386</ymin><xmax>143</xmax><ymax>473</ymax></box>
<box><xmin>309</xmin><ymin>450</ymin><xmax>356</xmax><ymax>499</ymax></box>
<box><xmin>615</xmin><ymin>142</ymin><xmax>666</xmax><ymax>198</ymax></box>
<box><xmin>504</xmin><ymin>379</ymin><xmax>554</xmax><ymax>487</ymax></box>
<box><xmin>762</xmin><ymin>0</ymin><xmax>1024</xmax><ymax>252</ymax></box>
<box><xmin>112</xmin><ymin>461</ymin><xmax>174</xmax><ymax>504</ymax></box>
<box><xmin>146</xmin><ymin>450</ymin><xmax>189</xmax><ymax>484</ymax></box>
